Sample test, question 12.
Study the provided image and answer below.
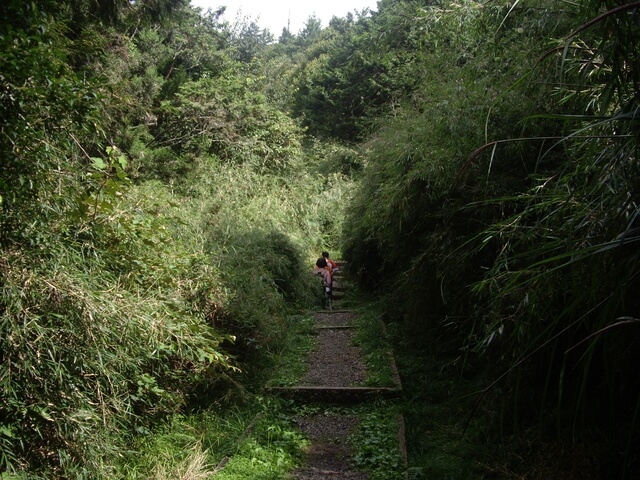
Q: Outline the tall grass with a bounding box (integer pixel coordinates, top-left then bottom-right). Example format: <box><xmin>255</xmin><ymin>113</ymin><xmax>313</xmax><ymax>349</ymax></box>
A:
<box><xmin>0</xmin><ymin>176</ymin><xmax>236</xmax><ymax>475</ymax></box>
<box><xmin>465</xmin><ymin>7</ymin><xmax>640</xmax><ymax>472</ymax></box>
<box><xmin>342</xmin><ymin>0</ymin><xmax>640</xmax><ymax>476</ymax></box>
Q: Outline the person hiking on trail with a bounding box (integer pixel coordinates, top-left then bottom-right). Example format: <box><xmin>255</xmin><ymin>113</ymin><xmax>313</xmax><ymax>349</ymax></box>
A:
<box><xmin>322</xmin><ymin>251</ymin><xmax>338</xmax><ymax>273</ymax></box>
<box><xmin>314</xmin><ymin>257</ymin><xmax>333</xmax><ymax>293</ymax></box>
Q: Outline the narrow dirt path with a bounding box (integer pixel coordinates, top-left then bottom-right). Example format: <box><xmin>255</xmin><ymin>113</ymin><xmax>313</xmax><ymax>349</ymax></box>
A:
<box><xmin>272</xmin><ymin>263</ymin><xmax>407</xmax><ymax>479</ymax></box>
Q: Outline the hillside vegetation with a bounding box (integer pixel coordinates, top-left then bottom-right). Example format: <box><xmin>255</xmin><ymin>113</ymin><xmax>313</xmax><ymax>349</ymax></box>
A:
<box><xmin>1</xmin><ymin>0</ymin><xmax>639</xmax><ymax>478</ymax></box>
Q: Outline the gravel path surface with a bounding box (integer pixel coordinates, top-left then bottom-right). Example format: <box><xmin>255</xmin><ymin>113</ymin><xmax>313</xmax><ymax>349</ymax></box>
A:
<box><xmin>313</xmin><ymin>311</ymin><xmax>358</xmax><ymax>327</ymax></box>
<box><xmin>292</xmin><ymin>414</ymin><xmax>368</xmax><ymax>480</ymax></box>
<box><xmin>300</xmin><ymin>318</ymin><xmax>366</xmax><ymax>387</ymax></box>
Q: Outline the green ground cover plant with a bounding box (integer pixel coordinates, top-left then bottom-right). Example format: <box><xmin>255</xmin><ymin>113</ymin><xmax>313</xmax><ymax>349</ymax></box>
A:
<box><xmin>265</xmin><ymin>315</ymin><xmax>318</xmax><ymax>387</ymax></box>
<box><xmin>115</xmin><ymin>398</ymin><xmax>307</xmax><ymax>479</ymax></box>
<box><xmin>352</xmin><ymin>309</ymin><xmax>400</xmax><ymax>388</ymax></box>
<box><xmin>349</xmin><ymin>403</ymin><xmax>406</xmax><ymax>480</ymax></box>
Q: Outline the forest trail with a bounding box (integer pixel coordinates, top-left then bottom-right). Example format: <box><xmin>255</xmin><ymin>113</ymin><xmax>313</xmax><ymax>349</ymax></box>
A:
<box><xmin>268</xmin><ymin>263</ymin><xmax>408</xmax><ymax>479</ymax></box>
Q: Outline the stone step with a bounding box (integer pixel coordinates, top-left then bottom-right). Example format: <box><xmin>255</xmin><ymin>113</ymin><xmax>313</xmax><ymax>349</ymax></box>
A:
<box><xmin>265</xmin><ymin>385</ymin><xmax>402</xmax><ymax>404</ymax></box>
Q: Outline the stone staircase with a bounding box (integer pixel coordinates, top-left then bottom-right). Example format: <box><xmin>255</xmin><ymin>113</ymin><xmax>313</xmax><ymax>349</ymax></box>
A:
<box><xmin>267</xmin><ymin>260</ymin><xmax>408</xmax><ymax>479</ymax></box>
<box><xmin>330</xmin><ymin>261</ymin><xmax>347</xmax><ymax>304</ymax></box>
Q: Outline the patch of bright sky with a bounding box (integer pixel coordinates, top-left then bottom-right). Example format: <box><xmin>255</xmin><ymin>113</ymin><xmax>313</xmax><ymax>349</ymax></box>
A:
<box><xmin>190</xmin><ymin>0</ymin><xmax>378</xmax><ymax>36</ymax></box>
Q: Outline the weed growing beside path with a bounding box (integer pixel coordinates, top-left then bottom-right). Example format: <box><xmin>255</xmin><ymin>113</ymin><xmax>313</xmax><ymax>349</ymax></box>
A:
<box><xmin>114</xmin><ymin>294</ymin><xmax>407</xmax><ymax>479</ymax></box>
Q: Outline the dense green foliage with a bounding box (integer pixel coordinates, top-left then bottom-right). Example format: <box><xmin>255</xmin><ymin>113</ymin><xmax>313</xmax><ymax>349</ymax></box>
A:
<box><xmin>341</xmin><ymin>0</ymin><xmax>640</xmax><ymax>478</ymax></box>
<box><xmin>0</xmin><ymin>0</ymin><xmax>349</xmax><ymax>476</ymax></box>
<box><xmin>2</xmin><ymin>0</ymin><xmax>639</xmax><ymax>477</ymax></box>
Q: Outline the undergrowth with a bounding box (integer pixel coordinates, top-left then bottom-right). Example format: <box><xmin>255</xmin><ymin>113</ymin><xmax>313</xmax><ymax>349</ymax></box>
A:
<box><xmin>265</xmin><ymin>314</ymin><xmax>317</xmax><ymax>387</ymax></box>
<box><xmin>349</xmin><ymin>402</ymin><xmax>406</xmax><ymax>480</ymax></box>
<box><xmin>352</xmin><ymin>309</ymin><xmax>399</xmax><ymax>388</ymax></box>
<box><xmin>384</xmin><ymin>303</ymin><xmax>601</xmax><ymax>480</ymax></box>
<box><xmin>116</xmin><ymin>398</ymin><xmax>307</xmax><ymax>479</ymax></box>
